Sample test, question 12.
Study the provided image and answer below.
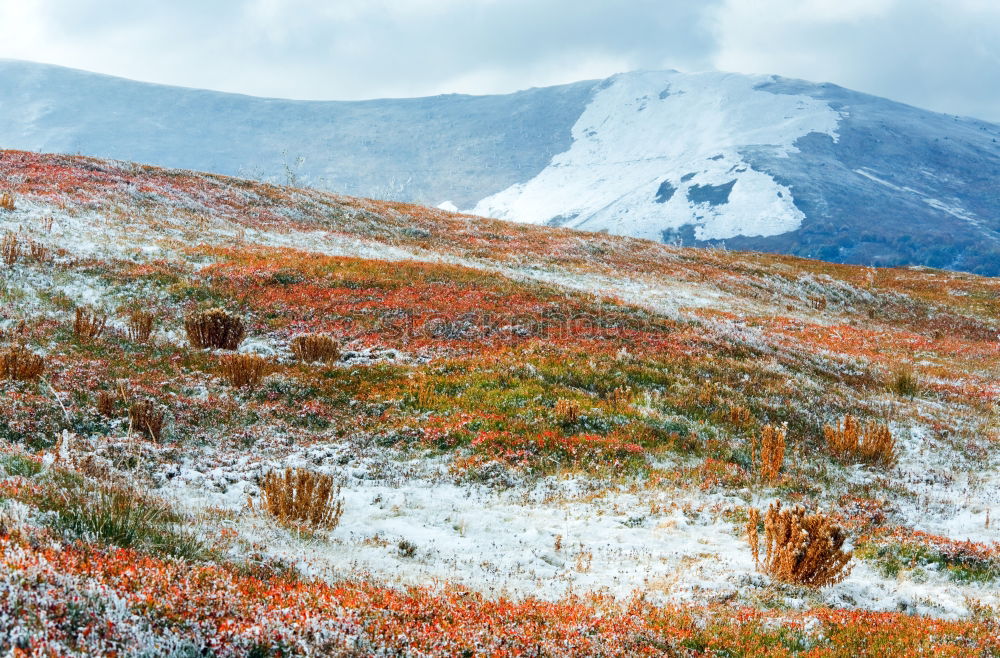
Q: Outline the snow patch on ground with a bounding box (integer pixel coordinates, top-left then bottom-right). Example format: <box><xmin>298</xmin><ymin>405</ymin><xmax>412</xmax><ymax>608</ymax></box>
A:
<box><xmin>162</xmin><ymin>437</ymin><xmax>998</xmax><ymax>618</ymax></box>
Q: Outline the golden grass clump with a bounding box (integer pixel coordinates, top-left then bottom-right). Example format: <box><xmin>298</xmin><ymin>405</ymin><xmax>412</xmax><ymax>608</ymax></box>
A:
<box><xmin>746</xmin><ymin>500</ymin><xmax>852</xmax><ymax>588</ymax></box>
<box><xmin>260</xmin><ymin>467</ymin><xmax>343</xmax><ymax>530</ymax></box>
<box><xmin>0</xmin><ymin>345</ymin><xmax>45</xmax><ymax>381</ymax></box>
<box><xmin>185</xmin><ymin>308</ymin><xmax>246</xmax><ymax>350</ymax></box>
<box><xmin>219</xmin><ymin>353</ymin><xmax>271</xmax><ymax>389</ymax></box>
<box><xmin>129</xmin><ymin>399</ymin><xmax>165</xmax><ymax>441</ymax></box>
<box><xmin>756</xmin><ymin>424</ymin><xmax>786</xmax><ymax>482</ymax></box>
<box><xmin>697</xmin><ymin>381</ymin><xmax>716</xmax><ymax>406</ymax></box>
<box><xmin>26</xmin><ymin>239</ymin><xmax>49</xmax><ymax>263</ymax></box>
<box><xmin>74</xmin><ymin>307</ymin><xmax>108</xmax><ymax>340</ymax></box>
<box><xmin>2</xmin><ymin>233</ymin><xmax>20</xmax><ymax>266</ymax></box>
<box><xmin>126</xmin><ymin>309</ymin><xmax>155</xmax><ymax>343</ymax></box>
<box><xmin>729</xmin><ymin>405</ymin><xmax>754</xmax><ymax>428</ymax></box>
<box><xmin>554</xmin><ymin>398</ymin><xmax>580</xmax><ymax>425</ymax></box>
<box><xmin>824</xmin><ymin>415</ymin><xmax>896</xmax><ymax>467</ymax></box>
<box><xmin>290</xmin><ymin>333</ymin><xmax>339</xmax><ymax>364</ymax></box>
<box><xmin>0</xmin><ymin>192</ymin><xmax>14</xmax><ymax>212</ymax></box>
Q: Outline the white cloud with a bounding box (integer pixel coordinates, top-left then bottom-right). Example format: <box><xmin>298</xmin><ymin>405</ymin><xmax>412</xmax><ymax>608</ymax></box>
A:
<box><xmin>0</xmin><ymin>0</ymin><xmax>997</xmax><ymax>121</ymax></box>
<box><xmin>711</xmin><ymin>0</ymin><xmax>1000</xmax><ymax>120</ymax></box>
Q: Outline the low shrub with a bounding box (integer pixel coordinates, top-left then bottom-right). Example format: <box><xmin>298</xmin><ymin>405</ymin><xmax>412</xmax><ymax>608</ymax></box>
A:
<box><xmin>889</xmin><ymin>364</ymin><xmax>919</xmax><ymax>398</ymax></box>
<box><xmin>128</xmin><ymin>399</ymin><xmax>165</xmax><ymax>441</ymax></box>
<box><xmin>185</xmin><ymin>308</ymin><xmax>246</xmax><ymax>350</ymax></box>
<box><xmin>554</xmin><ymin>399</ymin><xmax>581</xmax><ymax>425</ymax></box>
<box><xmin>824</xmin><ymin>415</ymin><xmax>896</xmax><ymax>467</ymax></box>
<box><xmin>26</xmin><ymin>239</ymin><xmax>49</xmax><ymax>264</ymax></box>
<box><xmin>95</xmin><ymin>390</ymin><xmax>116</xmax><ymax>417</ymax></box>
<box><xmin>0</xmin><ymin>345</ymin><xmax>45</xmax><ymax>381</ymax></box>
<box><xmin>260</xmin><ymin>467</ymin><xmax>343</xmax><ymax>530</ymax></box>
<box><xmin>219</xmin><ymin>353</ymin><xmax>271</xmax><ymax>389</ymax></box>
<box><xmin>74</xmin><ymin>306</ymin><xmax>108</xmax><ymax>340</ymax></box>
<box><xmin>0</xmin><ymin>191</ymin><xmax>13</xmax><ymax>212</ymax></box>
<box><xmin>126</xmin><ymin>309</ymin><xmax>155</xmax><ymax>343</ymax></box>
<box><xmin>746</xmin><ymin>500</ymin><xmax>852</xmax><ymax>588</ymax></box>
<box><xmin>2</xmin><ymin>232</ymin><xmax>19</xmax><ymax>266</ymax></box>
<box><xmin>755</xmin><ymin>424</ymin><xmax>786</xmax><ymax>482</ymax></box>
<box><xmin>728</xmin><ymin>405</ymin><xmax>754</xmax><ymax>428</ymax></box>
<box><xmin>290</xmin><ymin>333</ymin><xmax>339</xmax><ymax>364</ymax></box>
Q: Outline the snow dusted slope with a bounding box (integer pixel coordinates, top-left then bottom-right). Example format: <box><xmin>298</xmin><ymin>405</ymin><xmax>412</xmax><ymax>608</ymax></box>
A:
<box><xmin>472</xmin><ymin>71</ymin><xmax>843</xmax><ymax>242</ymax></box>
<box><xmin>0</xmin><ymin>58</ymin><xmax>593</xmax><ymax>208</ymax></box>
<box><xmin>2</xmin><ymin>59</ymin><xmax>999</xmax><ymax>274</ymax></box>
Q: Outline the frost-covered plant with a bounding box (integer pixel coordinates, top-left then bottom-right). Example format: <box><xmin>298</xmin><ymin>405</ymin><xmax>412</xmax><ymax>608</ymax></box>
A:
<box><xmin>290</xmin><ymin>333</ymin><xmax>339</xmax><ymax>364</ymax></box>
<box><xmin>0</xmin><ymin>191</ymin><xmax>14</xmax><ymax>212</ymax></box>
<box><xmin>128</xmin><ymin>398</ymin><xmax>165</xmax><ymax>441</ymax></box>
<box><xmin>824</xmin><ymin>415</ymin><xmax>896</xmax><ymax>467</ymax></box>
<box><xmin>728</xmin><ymin>405</ymin><xmax>754</xmax><ymax>428</ymax></box>
<box><xmin>219</xmin><ymin>353</ymin><xmax>271</xmax><ymax>389</ymax></box>
<box><xmin>0</xmin><ymin>345</ymin><xmax>44</xmax><ymax>381</ymax></box>
<box><xmin>74</xmin><ymin>306</ymin><xmax>108</xmax><ymax>340</ymax></box>
<box><xmin>260</xmin><ymin>467</ymin><xmax>343</xmax><ymax>530</ymax></box>
<box><xmin>30</xmin><ymin>471</ymin><xmax>205</xmax><ymax>560</ymax></box>
<box><xmin>889</xmin><ymin>364</ymin><xmax>919</xmax><ymax>398</ymax></box>
<box><xmin>746</xmin><ymin>501</ymin><xmax>852</xmax><ymax>588</ymax></box>
<box><xmin>126</xmin><ymin>309</ymin><xmax>155</xmax><ymax>343</ymax></box>
<box><xmin>755</xmin><ymin>424</ymin><xmax>786</xmax><ymax>482</ymax></box>
<box><xmin>185</xmin><ymin>308</ymin><xmax>246</xmax><ymax>350</ymax></box>
<box><xmin>1</xmin><ymin>232</ymin><xmax>19</xmax><ymax>266</ymax></box>
<box><xmin>554</xmin><ymin>398</ymin><xmax>580</xmax><ymax>425</ymax></box>
<box><xmin>95</xmin><ymin>390</ymin><xmax>116</xmax><ymax>417</ymax></box>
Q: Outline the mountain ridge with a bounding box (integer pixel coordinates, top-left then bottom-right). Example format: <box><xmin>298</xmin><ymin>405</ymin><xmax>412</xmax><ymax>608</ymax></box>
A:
<box><xmin>1</xmin><ymin>59</ymin><xmax>998</xmax><ymax>274</ymax></box>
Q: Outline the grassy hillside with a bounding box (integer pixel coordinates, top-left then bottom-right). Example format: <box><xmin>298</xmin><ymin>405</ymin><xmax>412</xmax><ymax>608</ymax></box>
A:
<box><xmin>0</xmin><ymin>150</ymin><xmax>997</xmax><ymax>655</ymax></box>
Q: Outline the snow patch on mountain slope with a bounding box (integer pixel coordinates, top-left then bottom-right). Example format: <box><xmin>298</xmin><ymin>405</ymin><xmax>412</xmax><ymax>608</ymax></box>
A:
<box><xmin>472</xmin><ymin>71</ymin><xmax>843</xmax><ymax>242</ymax></box>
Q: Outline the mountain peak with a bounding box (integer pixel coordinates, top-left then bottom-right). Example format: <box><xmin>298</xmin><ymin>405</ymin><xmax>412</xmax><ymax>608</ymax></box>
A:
<box><xmin>1</xmin><ymin>59</ymin><xmax>998</xmax><ymax>274</ymax></box>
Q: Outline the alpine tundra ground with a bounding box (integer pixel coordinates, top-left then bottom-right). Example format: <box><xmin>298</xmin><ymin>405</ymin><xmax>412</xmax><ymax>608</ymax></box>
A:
<box><xmin>0</xmin><ymin>149</ymin><xmax>998</xmax><ymax>655</ymax></box>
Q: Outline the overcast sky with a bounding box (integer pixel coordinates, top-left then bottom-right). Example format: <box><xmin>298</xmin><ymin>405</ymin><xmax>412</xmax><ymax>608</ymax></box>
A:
<box><xmin>1</xmin><ymin>0</ymin><xmax>999</xmax><ymax>121</ymax></box>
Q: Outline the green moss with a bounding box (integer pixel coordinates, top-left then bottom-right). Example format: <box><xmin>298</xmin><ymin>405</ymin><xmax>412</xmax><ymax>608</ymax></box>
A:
<box><xmin>0</xmin><ymin>454</ymin><xmax>42</xmax><ymax>478</ymax></box>
<box><xmin>858</xmin><ymin>541</ymin><xmax>1000</xmax><ymax>584</ymax></box>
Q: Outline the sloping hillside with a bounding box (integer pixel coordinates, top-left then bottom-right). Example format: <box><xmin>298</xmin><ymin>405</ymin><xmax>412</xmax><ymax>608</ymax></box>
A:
<box><xmin>0</xmin><ymin>150</ymin><xmax>998</xmax><ymax>655</ymax></box>
<box><xmin>2</xmin><ymin>60</ymin><xmax>1000</xmax><ymax>274</ymax></box>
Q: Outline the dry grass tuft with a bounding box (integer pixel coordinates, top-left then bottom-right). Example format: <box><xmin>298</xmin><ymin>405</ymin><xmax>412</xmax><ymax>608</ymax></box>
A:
<box><xmin>185</xmin><ymin>308</ymin><xmax>246</xmax><ymax>350</ymax></box>
<box><xmin>729</xmin><ymin>405</ymin><xmax>754</xmax><ymax>428</ymax></box>
<box><xmin>554</xmin><ymin>398</ymin><xmax>581</xmax><ymax>425</ymax></box>
<box><xmin>889</xmin><ymin>364</ymin><xmax>919</xmax><ymax>398</ymax></box>
<box><xmin>606</xmin><ymin>386</ymin><xmax>632</xmax><ymax>413</ymax></box>
<box><xmin>95</xmin><ymin>391</ymin><xmax>116</xmax><ymax>417</ymax></box>
<box><xmin>129</xmin><ymin>399</ymin><xmax>165</xmax><ymax>441</ymax></box>
<box><xmin>0</xmin><ymin>192</ymin><xmax>14</xmax><ymax>212</ymax></box>
<box><xmin>2</xmin><ymin>233</ymin><xmax>20</xmax><ymax>266</ymax></box>
<box><xmin>219</xmin><ymin>353</ymin><xmax>271</xmax><ymax>389</ymax></box>
<box><xmin>74</xmin><ymin>307</ymin><xmax>108</xmax><ymax>340</ymax></box>
<box><xmin>746</xmin><ymin>500</ymin><xmax>852</xmax><ymax>588</ymax></box>
<box><xmin>260</xmin><ymin>467</ymin><xmax>343</xmax><ymax>530</ymax></box>
<box><xmin>290</xmin><ymin>333</ymin><xmax>339</xmax><ymax>364</ymax></box>
<box><xmin>697</xmin><ymin>381</ymin><xmax>716</xmax><ymax>406</ymax></box>
<box><xmin>755</xmin><ymin>424</ymin><xmax>786</xmax><ymax>482</ymax></box>
<box><xmin>0</xmin><ymin>345</ymin><xmax>45</xmax><ymax>381</ymax></box>
<box><xmin>26</xmin><ymin>239</ymin><xmax>49</xmax><ymax>263</ymax></box>
<box><xmin>126</xmin><ymin>310</ymin><xmax>155</xmax><ymax>343</ymax></box>
<box><xmin>824</xmin><ymin>415</ymin><xmax>896</xmax><ymax>467</ymax></box>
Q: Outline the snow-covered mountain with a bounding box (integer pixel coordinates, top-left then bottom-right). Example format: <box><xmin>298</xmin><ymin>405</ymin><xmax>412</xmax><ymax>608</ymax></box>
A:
<box><xmin>1</xmin><ymin>59</ymin><xmax>999</xmax><ymax>274</ymax></box>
